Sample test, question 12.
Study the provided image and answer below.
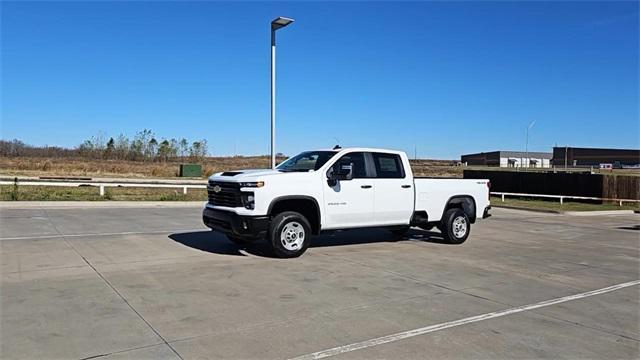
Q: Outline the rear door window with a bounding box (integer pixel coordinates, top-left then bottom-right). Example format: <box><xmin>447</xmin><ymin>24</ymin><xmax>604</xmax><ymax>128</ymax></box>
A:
<box><xmin>372</xmin><ymin>153</ymin><xmax>405</xmax><ymax>178</ymax></box>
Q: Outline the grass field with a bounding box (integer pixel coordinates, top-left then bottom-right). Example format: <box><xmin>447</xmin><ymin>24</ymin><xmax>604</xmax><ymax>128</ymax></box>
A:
<box><xmin>0</xmin><ymin>156</ymin><xmax>275</xmax><ymax>178</ymax></box>
<box><xmin>491</xmin><ymin>196</ymin><xmax>639</xmax><ymax>212</ymax></box>
<box><xmin>0</xmin><ymin>156</ymin><xmax>461</xmax><ymax>178</ymax></box>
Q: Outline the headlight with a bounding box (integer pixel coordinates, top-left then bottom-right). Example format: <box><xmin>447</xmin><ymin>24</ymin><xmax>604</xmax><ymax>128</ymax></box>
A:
<box><xmin>241</xmin><ymin>192</ymin><xmax>255</xmax><ymax>210</ymax></box>
<box><xmin>239</xmin><ymin>181</ymin><xmax>264</xmax><ymax>188</ymax></box>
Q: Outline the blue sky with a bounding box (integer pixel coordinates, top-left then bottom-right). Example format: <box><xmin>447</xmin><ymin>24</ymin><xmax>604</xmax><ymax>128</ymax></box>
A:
<box><xmin>2</xmin><ymin>1</ymin><xmax>638</xmax><ymax>159</ymax></box>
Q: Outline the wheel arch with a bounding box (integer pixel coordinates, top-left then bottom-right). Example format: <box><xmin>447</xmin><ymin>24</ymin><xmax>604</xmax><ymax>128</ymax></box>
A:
<box><xmin>443</xmin><ymin>195</ymin><xmax>477</xmax><ymax>223</ymax></box>
<box><xmin>267</xmin><ymin>196</ymin><xmax>322</xmax><ymax>234</ymax></box>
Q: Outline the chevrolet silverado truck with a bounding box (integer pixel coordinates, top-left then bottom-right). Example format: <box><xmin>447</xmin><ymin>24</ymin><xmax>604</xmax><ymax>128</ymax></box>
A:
<box><xmin>203</xmin><ymin>147</ymin><xmax>491</xmax><ymax>258</ymax></box>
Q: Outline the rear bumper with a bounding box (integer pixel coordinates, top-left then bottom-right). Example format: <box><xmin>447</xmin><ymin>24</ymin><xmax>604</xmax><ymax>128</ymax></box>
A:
<box><xmin>202</xmin><ymin>207</ymin><xmax>269</xmax><ymax>239</ymax></box>
<box><xmin>482</xmin><ymin>206</ymin><xmax>492</xmax><ymax>219</ymax></box>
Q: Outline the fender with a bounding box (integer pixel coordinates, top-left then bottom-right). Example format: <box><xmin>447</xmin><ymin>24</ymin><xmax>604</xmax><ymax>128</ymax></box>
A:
<box><xmin>267</xmin><ymin>195</ymin><xmax>322</xmax><ymax>234</ymax></box>
<box><xmin>443</xmin><ymin>195</ymin><xmax>477</xmax><ymax>223</ymax></box>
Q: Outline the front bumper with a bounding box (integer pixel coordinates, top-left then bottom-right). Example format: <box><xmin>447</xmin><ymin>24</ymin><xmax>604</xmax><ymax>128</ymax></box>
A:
<box><xmin>482</xmin><ymin>206</ymin><xmax>492</xmax><ymax>219</ymax></box>
<box><xmin>202</xmin><ymin>207</ymin><xmax>269</xmax><ymax>239</ymax></box>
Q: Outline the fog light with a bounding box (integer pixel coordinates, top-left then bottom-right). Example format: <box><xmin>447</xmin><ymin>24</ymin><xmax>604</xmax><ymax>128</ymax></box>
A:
<box><xmin>242</xmin><ymin>221</ymin><xmax>248</xmax><ymax>230</ymax></box>
<box><xmin>241</xmin><ymin>192</ymin><xmax>255</xmax><ymax>210</ymax></box>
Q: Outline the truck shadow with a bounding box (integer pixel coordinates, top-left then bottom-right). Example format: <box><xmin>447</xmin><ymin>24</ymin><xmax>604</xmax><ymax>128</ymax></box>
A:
<box><xmin>169</xmin><ymin>228</ymin><xmax>453</xmax><ymax>258</ymax></box>
<box><xmin>168</xmin><ymin>230</ymin><xmax>247</xmax><ymax>256</ymax></box>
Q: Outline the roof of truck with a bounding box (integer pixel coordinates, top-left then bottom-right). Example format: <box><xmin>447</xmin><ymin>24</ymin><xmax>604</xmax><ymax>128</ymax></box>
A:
<box><xmin>315</xmin><ymin>147</ymin><xmax>405</xmax><ymax>154</ymax></box>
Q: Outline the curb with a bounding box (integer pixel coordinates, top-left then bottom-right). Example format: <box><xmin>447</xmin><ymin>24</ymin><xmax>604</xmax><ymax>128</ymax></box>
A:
<box><xmin>562</xmin><ymin>210</ymin><xmax>637</xmax><ymax>216</ymax></box>
<box><xmin>491</xmin><ymin>204</ymin><xmax>561</xmax><ymax>214</ymax></box>
<box><xmin>493</xmin><ymin>204</ymin><xmax>637</xmax><ymax>216</ymax></box>
<box><xmin>0</xmin><ymin>201</ymin><xmax>206</xmax><ymax>209</ymax></box>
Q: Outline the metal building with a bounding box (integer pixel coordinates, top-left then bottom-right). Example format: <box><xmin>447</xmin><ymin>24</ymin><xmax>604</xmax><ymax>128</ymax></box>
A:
<box><xmin>552</xmin><ymin>147</ymin><xmax>640</xmax><ymax>168</ymax></box>
<box><xmin>461</xmin><ymin>151</ymin><xmax>553</xmax><ymax>168</ymax></box>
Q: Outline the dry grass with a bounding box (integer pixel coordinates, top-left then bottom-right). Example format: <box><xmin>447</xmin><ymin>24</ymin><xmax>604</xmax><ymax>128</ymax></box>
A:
<box><xmin>0</xmin><ymin>156</ymin><xmax>461</xmax><ymax>179</ymax></box>
<box><xmin>0</xmin><ymin>156</ymin><xmax>273</xmax><ymax>179</ymax></box>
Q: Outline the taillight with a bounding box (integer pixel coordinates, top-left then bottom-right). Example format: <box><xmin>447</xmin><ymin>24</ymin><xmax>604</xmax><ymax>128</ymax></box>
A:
<box><xmin>487</xmin><ymin>181</ymin><xmax>491</xmax><ymax>200</ymax></box>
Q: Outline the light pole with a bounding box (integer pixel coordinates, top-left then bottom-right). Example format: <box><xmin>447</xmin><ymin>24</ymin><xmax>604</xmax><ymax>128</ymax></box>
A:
<box><xmin>525</xmin><ymin>120</ymin><xmax>536</xmax><ymax>168</ymax></box>
<box><xmin>270</xmin><ymin>16</ymin><xmax>294</xmax><ymax>169</ymax></box>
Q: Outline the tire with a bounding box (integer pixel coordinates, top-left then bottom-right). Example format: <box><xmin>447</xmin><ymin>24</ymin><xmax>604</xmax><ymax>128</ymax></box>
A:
<box><xmin>439</xmin><ymin>208</ymin><xmax>471</xmax><ymax>244</ymax></box>
<box><xmin>268</xmin><ymin>211</ymin><xmax>312</xmax><ymax>258</ymax></box>
<box><xmin>226</xmin><ymin>235</ymin><xmax>254</xmax><ymax>246</ymax></box>
<box><xmin>389</xmin><ymin>225</ymin><xmax>410</xmax><ymax>239</ymax></box>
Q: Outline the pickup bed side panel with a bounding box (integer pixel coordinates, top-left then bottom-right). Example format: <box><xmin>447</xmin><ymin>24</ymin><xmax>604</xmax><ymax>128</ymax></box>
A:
<box><xmin>413</xmin><ymin>179</ymin><xmax>490</xmax><ymax>222</ymax></box>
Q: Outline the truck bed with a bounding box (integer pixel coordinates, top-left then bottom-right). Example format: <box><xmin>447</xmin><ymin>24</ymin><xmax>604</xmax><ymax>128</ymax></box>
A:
<box><xmin>413</xmin><ymin>178</ymin><xmax>490</xmax><ymax>223</ymax></box>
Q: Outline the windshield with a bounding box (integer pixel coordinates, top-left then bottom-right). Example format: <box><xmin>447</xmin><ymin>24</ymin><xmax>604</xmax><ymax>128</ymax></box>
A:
<box><xmin>276</xmin><ymin>151</ymin><xmax>337</xmax><ymax>172</ymax></box>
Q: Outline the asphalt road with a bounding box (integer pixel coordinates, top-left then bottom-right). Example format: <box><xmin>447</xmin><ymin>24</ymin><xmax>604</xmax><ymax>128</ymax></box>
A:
<box><xmin>1</xmin><ymin>203</ymin><xmax>638</xmax><ymax>360</ymax></box>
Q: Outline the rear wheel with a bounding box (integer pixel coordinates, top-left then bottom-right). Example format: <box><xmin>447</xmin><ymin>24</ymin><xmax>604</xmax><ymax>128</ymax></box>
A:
<box><xmin>439</xmin><ymin>208</ymin><xmax>470</xmax><ymax>244</ymax></box>
<box><xmin>269</xmin><ymin>211</ymin><xmax>312</xmax><ymax>258</ymax></box>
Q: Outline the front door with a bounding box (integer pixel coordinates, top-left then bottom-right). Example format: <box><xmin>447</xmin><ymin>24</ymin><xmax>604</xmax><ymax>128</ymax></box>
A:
<box><xmin>322</xmin><ymin>152</ymin><xmax>375</xmax><ymax>229</ymax></box>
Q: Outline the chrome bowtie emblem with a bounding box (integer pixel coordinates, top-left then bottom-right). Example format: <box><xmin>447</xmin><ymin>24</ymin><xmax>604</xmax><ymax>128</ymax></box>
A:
<box><xmin>212</xmin><ymin>185</ymin><xmax>222</xmax><ymax>193</ymax></box>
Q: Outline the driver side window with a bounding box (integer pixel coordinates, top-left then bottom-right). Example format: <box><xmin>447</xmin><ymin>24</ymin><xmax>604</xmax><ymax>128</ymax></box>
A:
<box><xmin>333</xmin><ymin>152</ymin><xmax>367</xmax><ymax>178</ymax></box>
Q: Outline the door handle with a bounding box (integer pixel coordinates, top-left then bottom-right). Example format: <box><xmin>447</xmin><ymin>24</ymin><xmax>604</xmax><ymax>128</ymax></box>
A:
<box><xmin>401</xmin><ymin>185</ymin><xmax>411</xmax><ymax>188</ymax></box>
<box><xmin>361</xmin><ymin>185</ymin><xmax>372</xmax><ymax>189</ymax></box>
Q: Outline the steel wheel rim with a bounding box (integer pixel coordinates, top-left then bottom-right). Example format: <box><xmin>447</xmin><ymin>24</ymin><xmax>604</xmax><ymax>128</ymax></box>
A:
<box><xmin>452</xmin><ymin>216</ymin><xmax>467</xmax><ymax>238</ymax></box>
<box><xmin>280</xmin><ymin>221</ymin><xmax>305</xmax><ymax>251</ymax></box>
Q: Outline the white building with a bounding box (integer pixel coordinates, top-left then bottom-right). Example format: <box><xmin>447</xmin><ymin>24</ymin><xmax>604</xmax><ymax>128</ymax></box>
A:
<box><xmin>461</xmin><ymin>151</ymin><xmax>552</xmax><ymax>168</ymax></box>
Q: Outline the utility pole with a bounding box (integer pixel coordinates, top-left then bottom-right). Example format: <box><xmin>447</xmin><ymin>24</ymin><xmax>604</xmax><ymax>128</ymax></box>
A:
<box><xmin>525</xmin><ymin>121</ymin><xmax>536</xmax><ymax>169</ymax></box>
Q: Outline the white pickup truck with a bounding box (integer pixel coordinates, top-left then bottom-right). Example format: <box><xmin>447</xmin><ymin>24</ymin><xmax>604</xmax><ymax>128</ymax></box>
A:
<box><xmin>203</xmin><ymin>147</ymin><xmax>491</xmax><ymax>257</ymax></box>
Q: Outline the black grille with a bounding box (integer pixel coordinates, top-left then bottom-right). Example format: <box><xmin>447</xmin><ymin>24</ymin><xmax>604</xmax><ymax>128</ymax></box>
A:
<box><xmin>208</xmin><ymin>181</ymin><xmax>242</xmax><ymax>207</ymax></box>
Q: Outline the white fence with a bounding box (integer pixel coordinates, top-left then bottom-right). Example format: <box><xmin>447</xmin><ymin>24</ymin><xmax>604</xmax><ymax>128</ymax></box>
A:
<box><xmin>0</xmin><ymin>180</ymin><xmax>207</xmax><ymax>196</ymax></box>
<box><xmin>2</xmin><ymin>180</ymin><xmax>638</xmax><ymax>206</ymax></box>
<box><xmin>491</xmin><ymin>192</ymin><xmax>640</xmax><ymax>207</ymax></box>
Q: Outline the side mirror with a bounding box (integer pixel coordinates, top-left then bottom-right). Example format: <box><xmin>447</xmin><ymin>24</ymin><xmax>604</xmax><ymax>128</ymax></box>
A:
<box><xmin>327</xmin><ymin>162</ymin><xmax>353</xmax><ymax>186</ymax></box>
<box><xmin>338</xmin><ymin>163</ymin><xmax>354</xmax><ymax>181</ymax></box>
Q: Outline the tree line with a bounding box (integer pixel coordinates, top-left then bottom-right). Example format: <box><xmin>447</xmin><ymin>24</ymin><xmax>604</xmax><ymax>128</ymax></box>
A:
<box><xmin>0</xmin><ymin>129</ymin><xmax>209</xmax><ymax>161</ymax></box>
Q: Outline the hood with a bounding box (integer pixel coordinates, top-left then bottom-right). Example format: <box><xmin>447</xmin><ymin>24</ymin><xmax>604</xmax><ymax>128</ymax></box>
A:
<box><xmin>208</xmin><ymin>168</ymin><xmax>298</xmax><ymax>181</ymax></box>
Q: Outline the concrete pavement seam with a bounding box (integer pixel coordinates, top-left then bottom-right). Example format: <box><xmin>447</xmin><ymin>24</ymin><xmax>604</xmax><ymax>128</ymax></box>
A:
<box><xmin>40</xmin><ymin>208</ymin><xmax>185</xmax><ymax>360</ymax></box>
<box><xmin>530</xmin><ymin>310</ymin><xmax>640</xmax><ymax>342</ymax></box>
<box><xmin>76</xmin><ymin>342</ymin><xmax>169</xmax><ymax>360</ymax></box>
<box><xmin>0</xmin><ymin>228</ymin><xmax>206</xmax><ymax>241</ymax></box>
<box><xmin>289</xmin><ymin>280</ymin><xmax>640</xmax><ymax>360</ymax></box>
<box><xmin>316</xmin><ymin>251</ymin><xmax>512</xmax><ymax>307</ymax></box>
<box><xmin>72</xmin><ymin>251</ymin><xmax>185</xmax><ymax>360</ymax></box>
<box><xmin>3</xmin><ymin>264</ymin><xmax>89</xmax><ymax>276</ymax></box>
<box><xmin>488</xmin><ymin>216</ymin><xmax>639</xmax><ymax>234</ymax></box>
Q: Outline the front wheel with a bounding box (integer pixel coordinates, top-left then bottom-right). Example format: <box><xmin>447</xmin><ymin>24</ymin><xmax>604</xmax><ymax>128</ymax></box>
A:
<box><xmin>439</xmin><ymin>208</ymin><xmax>471</xmax><ymax>244</ymax></box>
<box><xmin>269</xmin><ymin>211</ymin><xmax>312</xmax><ymax>258</ymax></box>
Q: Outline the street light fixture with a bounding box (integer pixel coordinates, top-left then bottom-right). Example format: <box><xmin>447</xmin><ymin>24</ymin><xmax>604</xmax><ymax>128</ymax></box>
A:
<box><xmin>270</xmin><ymin>16</ymin><xmax>295</xmax><ymax>169</ymax></box>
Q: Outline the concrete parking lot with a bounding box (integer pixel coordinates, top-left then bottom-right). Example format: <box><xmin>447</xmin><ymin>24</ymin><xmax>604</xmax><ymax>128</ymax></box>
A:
<box><xmin>1</xmin><ymin>203</ymin><xmax>638</xmax><ymax>360</ymax></box>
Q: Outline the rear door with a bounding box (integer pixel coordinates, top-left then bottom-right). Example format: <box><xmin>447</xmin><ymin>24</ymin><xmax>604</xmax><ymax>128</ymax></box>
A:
<box><xmin>321</xmin><ymin>152</ymin><xmax>375</xmax><ymax>229</ymax></box>
<box><xmin>370</xmin><ymin>152</ymin><xmax>414</xmax><ymax>225</ymax></box>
